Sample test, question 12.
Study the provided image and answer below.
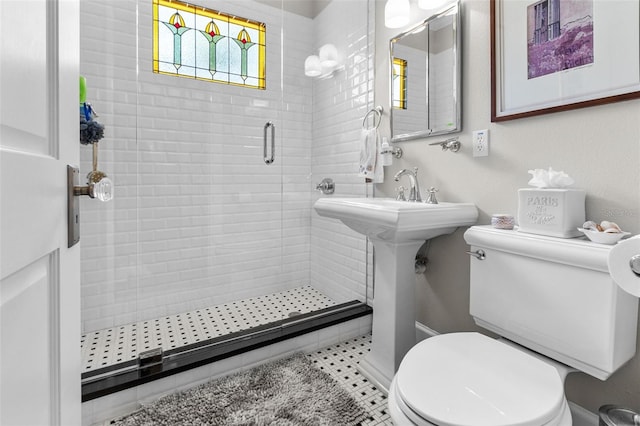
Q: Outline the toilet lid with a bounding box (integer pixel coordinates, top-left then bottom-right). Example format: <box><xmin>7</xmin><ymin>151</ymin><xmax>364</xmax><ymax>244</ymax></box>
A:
<box><xmin>396</xmin><ymin>332</ymin><xmax>565</xmax><ymax>426</ymax></box>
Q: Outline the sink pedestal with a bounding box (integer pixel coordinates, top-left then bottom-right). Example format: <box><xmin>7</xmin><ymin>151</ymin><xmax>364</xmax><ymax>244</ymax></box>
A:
<box><xmin>312</xmin><ymin>197</ymin><xmax>478</xmax><ymax>392</ymax></box>
<box><xmin>358</xmin><ymin>238</ymin><xmax>423</xmax><ymax>392</ymax></box>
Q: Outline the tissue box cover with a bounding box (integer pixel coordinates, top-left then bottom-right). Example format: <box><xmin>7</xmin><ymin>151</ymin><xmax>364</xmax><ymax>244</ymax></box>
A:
<box><xmin>517</xmin><ymin>188</ymin><xmax>585</xmax><ymax>238</ymax></box>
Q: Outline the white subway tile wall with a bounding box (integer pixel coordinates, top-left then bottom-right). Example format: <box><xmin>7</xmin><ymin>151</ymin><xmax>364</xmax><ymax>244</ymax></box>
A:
<box><xmin>393</xmin><ymin>44</ymin><xmax>428</xmax><ymax>134</ymax></box>
<box><xmin>80</xmin><ymin>0</ymin><xmax>374</xmax><ymax>333</ymax></box>
<box><xmin>310</xmin><ymin>0</ymin><xmax>377</xmax><ymax>307</ymax></box>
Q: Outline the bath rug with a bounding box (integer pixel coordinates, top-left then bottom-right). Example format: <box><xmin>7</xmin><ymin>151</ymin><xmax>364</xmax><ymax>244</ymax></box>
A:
<box><xmin>112</xmin><ymin>353</ymin><xmax>368</xmax><ymax>426</ymax></box>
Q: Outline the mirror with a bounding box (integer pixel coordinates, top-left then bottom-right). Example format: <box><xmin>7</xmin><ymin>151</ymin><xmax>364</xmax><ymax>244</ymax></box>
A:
<box><xmin>390</xmin><ymin>2</ymin><xmax>461</xmax><ymax>142</ymax></box>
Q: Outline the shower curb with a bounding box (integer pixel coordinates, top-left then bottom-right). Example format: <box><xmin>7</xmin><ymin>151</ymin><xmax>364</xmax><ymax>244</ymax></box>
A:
<box><xmin>82</xmin><ymin>301</ymin><xmax>372</xmax><ymax>401</ymax></box>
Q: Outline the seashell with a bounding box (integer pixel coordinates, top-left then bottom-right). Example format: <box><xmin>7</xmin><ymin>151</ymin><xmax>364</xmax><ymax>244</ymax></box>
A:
<box><xmin>596</xmin><ymin>223</ymin><xmax>604</xmax><ymax>232</ymax></box>
<box><xmin>582</xmin><ymin>221</ymin><xmax>599</xmax><ymax>231</ymax></box>
<box><xmin>601</xmin><ymin>221</ymin><xmax>622</xmax><ymax>233</ymax></box>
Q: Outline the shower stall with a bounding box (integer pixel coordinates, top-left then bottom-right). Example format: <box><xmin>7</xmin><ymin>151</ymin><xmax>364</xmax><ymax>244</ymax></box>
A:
<box><xmin>79</xmin><ymin>0</ymin><xmax>375</xmax><ymax>405</ymax></box>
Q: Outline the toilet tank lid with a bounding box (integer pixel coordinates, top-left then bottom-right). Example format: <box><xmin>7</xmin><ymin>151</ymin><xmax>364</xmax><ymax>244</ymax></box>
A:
<box><xmin>463</xmin><ymin>226</ymin><xmax>611</xmax><ymax>273</ymax></box>
<box><xmin>396</xmin><ymin>332</ymin><xmax>566</xmax><ymax>426</ymax></box>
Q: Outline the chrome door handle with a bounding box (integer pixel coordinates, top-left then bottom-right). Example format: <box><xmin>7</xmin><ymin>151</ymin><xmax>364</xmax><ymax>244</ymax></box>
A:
<box><xmin>466</xmin><ymin>249</ymin><xmax>485</xmax><ymax>260</ymax></box>
<box><xmin>263</xmin><ymin>121</ymin><xmax>275</xmax><ymax>164</ymax></box>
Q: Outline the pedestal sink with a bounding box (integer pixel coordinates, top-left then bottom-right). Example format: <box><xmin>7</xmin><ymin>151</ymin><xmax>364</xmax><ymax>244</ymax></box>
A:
<box><xmin>314</xmin><ymin>197</ymin><xmax>478</xmax><ymax>391</ymax></box>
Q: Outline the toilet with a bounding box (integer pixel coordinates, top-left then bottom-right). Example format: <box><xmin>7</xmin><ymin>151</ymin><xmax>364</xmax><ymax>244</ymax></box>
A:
<box><xmin>388</xmin><ymin>226</ymin><xmax>639</xmax><ymax>426</ymax></box>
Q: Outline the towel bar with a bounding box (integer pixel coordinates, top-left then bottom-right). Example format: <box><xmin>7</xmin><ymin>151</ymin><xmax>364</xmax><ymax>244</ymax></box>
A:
<box><xmin>362</xmin><ymin>106</ymin><xmax>383</xmax><ymax>130</ymax></box>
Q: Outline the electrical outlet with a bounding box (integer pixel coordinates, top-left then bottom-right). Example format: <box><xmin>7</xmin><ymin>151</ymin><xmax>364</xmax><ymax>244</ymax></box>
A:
<box><xmin>472</xmin><ymin>129</ymin><xmax>489</xmax><ymax>157</ymax></box>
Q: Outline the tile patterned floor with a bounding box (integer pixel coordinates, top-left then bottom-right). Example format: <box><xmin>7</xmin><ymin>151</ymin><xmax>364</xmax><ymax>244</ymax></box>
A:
<box><xmin>308</xmin><ymin>335</ymin><xmax>393</xmax><ymax>426</ymax></box>
<box><xmin>81</xmin><ymin>285</ymin><xmax>336</xmax><ymax>374</ymax></box>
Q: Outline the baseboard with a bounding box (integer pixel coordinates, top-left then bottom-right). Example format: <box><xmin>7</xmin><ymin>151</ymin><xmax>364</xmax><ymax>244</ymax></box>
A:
<box><xmin>569</xmin><ymin>402</ymin><xmax>599</xmax><ymax>426</ymax></box>
<box><xmin>414</xmin><ymin>322</ymin><xmax>599</xmax><ymax>426</ymax></box>
<box><xmin>415</xmin><ymin>321</ymin><xmax>439</xmax><ymax>342</ymax></box>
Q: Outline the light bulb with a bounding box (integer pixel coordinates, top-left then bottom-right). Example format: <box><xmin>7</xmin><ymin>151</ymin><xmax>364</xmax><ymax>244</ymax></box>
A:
<box><xmin>385</xmin><ymin>0</ymin><xmax>410</xmax><ymax>29</ymax></box>
<box><xmin>304</xmin><ymin>55</ymin><xmax>322</xmax><ymax>77</ymax></box>
<box><xmin>319</xmin><ymin>44</ymin><xmax>338</xmax><ymax>69</ymax></box>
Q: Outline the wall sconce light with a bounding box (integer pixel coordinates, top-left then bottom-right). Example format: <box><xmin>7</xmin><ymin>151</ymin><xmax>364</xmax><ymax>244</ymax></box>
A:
<box><xmin>305</xmin><ymin>55</ymin><xmax>322</xmax><ymax>77</ymax></box>
<box><xmin>305</xmin><ymin>43</ymin><xmax>342</xmax><ymax>78</ymax></box>
<box><xmin>385</xmin><ymin>0</ymin><xmax>410</xmax><ymax>28</ymax></box>
<box><xmin>319</xmin><ymin>43</ymin><xmax>338</xmax><ymax>68</ymax></box>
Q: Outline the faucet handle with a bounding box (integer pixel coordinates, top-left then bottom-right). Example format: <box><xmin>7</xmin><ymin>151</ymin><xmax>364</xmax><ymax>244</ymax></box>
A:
<box><xmin>425</xmin><ymin>187</ymin><xmax>439</xmax><ymax>204</ymax></box>
<box><xmin>396</xmin><ymin>186</ymin><xmax>407</xmax><ymax>201</ymax></box>
<box><xmin>315</xmin><ymin>177</ymin><xmax>335</xmax><ymax>194</ymax></box>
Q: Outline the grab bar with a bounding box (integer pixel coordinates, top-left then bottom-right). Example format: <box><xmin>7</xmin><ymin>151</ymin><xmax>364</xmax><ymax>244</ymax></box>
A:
<box><xmin>263</xmin><ymin>121</ymin><xmax>275</xmax><ymax>164</ymax></box>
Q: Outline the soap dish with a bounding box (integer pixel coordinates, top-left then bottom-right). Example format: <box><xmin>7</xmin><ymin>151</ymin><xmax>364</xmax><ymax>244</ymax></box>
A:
<box><xmin>577</xmin><ymin>228</ymin><xmax>630</xmax><ymax>245</ymax></box>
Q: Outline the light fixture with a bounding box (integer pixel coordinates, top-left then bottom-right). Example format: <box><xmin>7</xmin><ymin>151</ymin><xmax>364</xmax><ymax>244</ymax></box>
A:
<box><xmin>385</xmin><ymin>0</ymin><xmax>410</xmax><ymax>29</ymax></box>
<box><xmin>305</xmin><ymin>44</ymin><xmax>343</xmax><ymax>78</ymax></box>
<box><xmin>418</xmin><ymin>0</ymin><xmax>450</xmax><ymax>10</ymax></box>
<box><xmin>304</xmin><ymin>55</ymin><xmax>322</xmax><ymax>77</ymax></box>
<box><xmin>319</xmin><ymin>44</ymin><xmax>338</xmax><ymax>68</ymax></box>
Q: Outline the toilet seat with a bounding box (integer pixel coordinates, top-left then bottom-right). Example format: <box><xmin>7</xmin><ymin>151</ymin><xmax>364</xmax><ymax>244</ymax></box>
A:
<box><xmin>389</xmin><ymin>376</ymin><xmax>571</xmax><ymax>426</ymax></box>
<box><xmin>390</xmin><ymin>377</ymin><xmax>437</xmax><ymax>425</ymax></box>
<box><xmin>394</xmin><ymin>332</ymin><xmax>567</xmax><ymax>426</ymax></box>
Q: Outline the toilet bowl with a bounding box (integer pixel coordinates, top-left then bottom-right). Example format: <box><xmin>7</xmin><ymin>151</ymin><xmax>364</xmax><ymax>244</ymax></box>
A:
<box><xmin>388</xmin><ymin>333</ymin><xmax>572</xmax><ymax>426</ymax></box>
<box><xmin>387</xmin><ymin>226</ymin><xmax>639</xmax><ymax>426</ymax></box>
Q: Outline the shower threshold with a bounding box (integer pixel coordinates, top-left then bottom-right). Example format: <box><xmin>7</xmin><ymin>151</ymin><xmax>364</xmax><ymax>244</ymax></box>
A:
<box><xmin>81</xmin><ymin>286</ymin><xmax>371</xmax><ymax>401</ymax></box>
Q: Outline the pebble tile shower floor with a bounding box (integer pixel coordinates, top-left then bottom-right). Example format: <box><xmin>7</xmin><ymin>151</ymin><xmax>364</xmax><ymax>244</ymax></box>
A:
<box><xmin>81</xmin><ymin>285</ymin><xmax>336</xmax><ymax>373</ymax></box>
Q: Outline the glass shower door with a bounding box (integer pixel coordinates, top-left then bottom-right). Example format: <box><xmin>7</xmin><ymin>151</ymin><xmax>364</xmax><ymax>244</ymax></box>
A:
<box><xmin>79</xmin><ymin>0</ymin><xmax>374</xmax><ymax>406</ymax></box>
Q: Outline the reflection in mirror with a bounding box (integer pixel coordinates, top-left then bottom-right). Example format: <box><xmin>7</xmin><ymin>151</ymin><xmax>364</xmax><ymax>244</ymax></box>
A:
<box><xmin>390</xmin><ymin>2</ymin><xmax>461</xmax><ymax>142</ymax></box>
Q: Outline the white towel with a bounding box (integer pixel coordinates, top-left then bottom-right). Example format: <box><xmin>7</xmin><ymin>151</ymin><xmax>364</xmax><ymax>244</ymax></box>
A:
<box><xmin>358</xmin><ymin>128</ymin><xmax>384</xmax><ymax>183</ymax></box>
<box><xmin>373</xmin><ymin>133</ymin><xmax>384</xmax><ymax>183</ymax></box>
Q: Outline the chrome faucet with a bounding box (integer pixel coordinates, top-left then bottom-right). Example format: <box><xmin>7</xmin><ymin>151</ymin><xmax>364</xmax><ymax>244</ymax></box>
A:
<box><xmin>394</xmin><ymin>167</ymin><xmax>422</xmax><ymax>202</ymax></box>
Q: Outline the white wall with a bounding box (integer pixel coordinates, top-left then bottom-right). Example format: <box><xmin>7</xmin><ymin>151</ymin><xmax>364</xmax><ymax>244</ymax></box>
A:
<box><xmin>375</xmin><ymin>0</ymin><xmax>640</xmax><ymax>413</ymax></box>
<box><xmin>79</xmin><ymin>0</ymin><xmax>373</xmax><ymax>333</ymax></box>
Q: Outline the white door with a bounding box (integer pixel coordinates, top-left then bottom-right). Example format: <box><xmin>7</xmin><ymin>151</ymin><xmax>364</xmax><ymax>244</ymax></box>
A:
<box><xmin>0</xmin><ymin>1</ymin><xmax>81</xmax><ymax>425</ymax></box>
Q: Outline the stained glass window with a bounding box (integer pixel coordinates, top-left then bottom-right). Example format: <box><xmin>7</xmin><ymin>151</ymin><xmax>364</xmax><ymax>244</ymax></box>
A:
<box><xmin>392</xmin><ymin>58</ymin><xmax>407</xmax><ymax>109</ymax></box>
<box><xmin>153</xmin><ymin>0</ymin><xmax>266</xmax><ymax>89</ymax></box>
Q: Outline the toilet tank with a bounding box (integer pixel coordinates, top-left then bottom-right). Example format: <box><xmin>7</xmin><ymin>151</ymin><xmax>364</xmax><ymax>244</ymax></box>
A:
<box><xmin>464</xmin><ymin>226</ymin><xmax>638</xmax><ymax>380</ymax></box>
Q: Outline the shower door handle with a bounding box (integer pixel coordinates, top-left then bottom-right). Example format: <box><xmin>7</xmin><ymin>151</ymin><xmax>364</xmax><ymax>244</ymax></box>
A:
<box><xmin>263</xmin><ymin>121</ymin><xmax>275</xmax><ymax>164</ymax></box>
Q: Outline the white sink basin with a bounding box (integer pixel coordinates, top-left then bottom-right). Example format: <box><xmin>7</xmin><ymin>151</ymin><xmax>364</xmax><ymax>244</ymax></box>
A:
<box><xmin>314</xmin><ymin>197</ymin><xmax>478</xmax><ymax>242</ymax></box>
